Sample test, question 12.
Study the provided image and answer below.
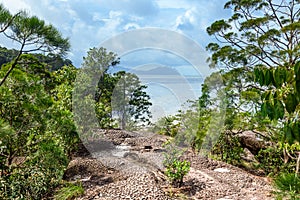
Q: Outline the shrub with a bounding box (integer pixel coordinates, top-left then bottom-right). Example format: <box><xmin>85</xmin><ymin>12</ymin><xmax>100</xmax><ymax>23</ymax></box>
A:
<box><xmin>163</xmin><ymin>144</ymin><xmax>190</xmax><ymax>187</ymax></box>
<box><xmin>256</xmin><ymin>146</ymin><xmax>295</xmax><ymax>176</ymax></box>
<box><xmin>153</xmin><ymin>116</ymin><xmax>180</xmax><ymax>137</ymax></box>
<box><xmin>0</xmin><ymin>140</ymin><xmax>68</xmax><ymax>199</ymax></box>
<box><xmin>164</xmin><ymin>159</ymin><xmax>190</xmax><ymax>187</ymax></box>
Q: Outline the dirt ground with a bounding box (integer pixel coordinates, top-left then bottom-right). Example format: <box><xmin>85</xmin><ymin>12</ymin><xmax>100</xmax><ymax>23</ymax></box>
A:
<box><xmin>65</xmin><ymin>129</ymin><xmax>274</xmax><ymax>200</ymax></box>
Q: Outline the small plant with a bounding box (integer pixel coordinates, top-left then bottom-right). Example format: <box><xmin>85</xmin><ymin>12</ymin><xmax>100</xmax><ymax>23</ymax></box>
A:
<box><xmin>54</xmin><ymin>182</ymin><xmax>84</xmax><ymax>200</ymax></box>
<box><xmin>165</xmin><ymin>159</ymin><xmax>190</xmax><ymax>187</ymax></box>
<box><xmin>163</xmin><ymin>143</ymin><xmax>190</xmax><ymax>187</ymax></box>
<box><xmin>273</xmin><ymin>173</ymin><xmax>300</xmax><ymax>200</ymax></box>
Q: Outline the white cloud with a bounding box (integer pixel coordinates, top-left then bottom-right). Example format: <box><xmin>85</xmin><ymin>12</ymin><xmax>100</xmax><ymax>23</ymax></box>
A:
<box><xmin>94</xmin><ymin>10</ymin><xmax>123</xmax><ymax>41</ymax></box>
<box><xmin>175</xmin><ymin>7</ymin><xmax>198</xmax><ymax>31</ymax></box>
<box><xmin>1</xmin><ymin>0</ymin><xmax>31</xmax><ymax>14</ymax></box>
<box><xmin>92</xmin><ymin>13</ymin><xmax>103</xmax><ymax>22</ymax></box>
<box><xmin>155</xmin><ymin>0</ymin><xmax>190</xmax><ymax>9</ymax></box>
<box><xmin>105</xmin><ymin>0</ymin><xmax>159</xmax><ymax>17</ymax></box>
<box><xmin>124</xmin><ymin>23</ymin><xmax>140</xmax><ymax>31</ymax></box>
<box><xmin>109</xmin><ymin>10</ymin><xmax>122</xmax><ymax>19</ymax></box>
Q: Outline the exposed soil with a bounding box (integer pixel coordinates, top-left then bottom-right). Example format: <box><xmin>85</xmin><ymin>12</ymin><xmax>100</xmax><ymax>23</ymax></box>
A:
<box><xmin>65</xmin><ymin>129</ymin><xmax>274</xmax><ymax>200</ymax></box>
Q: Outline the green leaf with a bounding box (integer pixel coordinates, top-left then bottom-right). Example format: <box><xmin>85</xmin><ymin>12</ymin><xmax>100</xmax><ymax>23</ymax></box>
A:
<box><xmin>266</xmin><ymin>102</ymin><xmax>274</xmax><ymax>120</ymax></box>
<box><xmin>264</xmin><ymin>69</ymin><xmax>273</xmax><ymax>86</ymax></box>
<box><xmin>265</xmin><ymin>90</ymin><xmax>273</xmax><ymax>102</ymax></box>
<box><xmin>254</xmin><ymin>67</ymin><xmax>260</xmax><ymax>82</ymax></box>
<box><xmin>284</xmin><ymin>124</ymin><xmax>294</xmax><ymax>145</ymax></box>
<box><xmin>274</xmin><ymin>100</ymin><xmax>285</xmax><ymax>120</ymax></box>
<box><xmin>207</xmin><ymin>20</ymin><xmax>231</xmax><ymax>35</ymax></box>
<box><xmin>258</xmin><ymin>69</ymin><xmax>265</xmax><ymax>86</ymax></box>
<box><xmin>273</xmin><ymin>67</ymin><xmax>286</xmax><ymax>88</ymax></box>
<box><xmin>284</xmin><ymin>93</ymin><xmax>297</xmax><ymax>114</ymax></box>
<box><xmin>261</xmin><ymin>102</ymin><xmax>268</xmax><ymax>117</ymax></box>
<box><xmin>261</xmin><ymin>100</ymin><xmax>275</xmax><ymax>120</ymax></box>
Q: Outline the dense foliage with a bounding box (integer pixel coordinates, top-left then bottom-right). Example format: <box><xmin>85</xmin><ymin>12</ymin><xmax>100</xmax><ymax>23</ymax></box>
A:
<box><xmin>0</xmin><ymin>56</ymin><xmax>78</xmax><ymax>199</ymax></box>
<box><xmin>0</xmin><ymin>46</ymin><xmax>72</xmax><ymax>71</ymax></box>
<box><xmin>1</xmin><ymin>0</ymin><xmax>300</xmax><ymax>197</ymax></box>
<box><xmin>0</xmin><ymin>4</ymin><xmax>77</xmax><ymax>199</ymax></box>
<box><xmin>273</xmin><ymin>173</ymin><xmax>300</xmax><ymax>199</ymax></box>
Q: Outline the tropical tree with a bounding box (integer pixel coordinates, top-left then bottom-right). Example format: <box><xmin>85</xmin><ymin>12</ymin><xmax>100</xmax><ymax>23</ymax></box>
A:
<box><xmin>82</xmin><ymin>47</ymin><xmax>120</xmax><ymax>102</ymax></box>
<box><xmin>51</xmin><ymin>65</ymin><xmax>77</xmax><ymax>111</ymax></box>
<box><xmin>73</xmin><ymin>47</ymin><xmax>120</xmax><ymax>131</ymax></box>
<box><xmin>206</xmin><ymin>0</ymin><xmax>300</xmax><ymax>135</ymax></box>
<box><xmin>112</xmin><ymin>71</ymin><xmax>152</xmax><ymax>130</ymax></box>
<box><xmin>50</xmin><ymin>65</ymin><xmax>79</xmax><ymax>155</ymax></box>
<box><xmin>206</xmin><ymin>0</ymin><xmax>300</xmax><ymax>174</ymax></box>
<box><xmin>75</xmin><ymin>47</ymin><xmax>152</xmax><ymax>130</ymax></box>
<box><xmin>0</xmin><ymin>6</ymin><xmax>74</xmax><ymax>198</ymax></box>
<box><xmin>0</xmin><ymin>6</ymin><xmax>70</xmax><ymax>86</ymax></box>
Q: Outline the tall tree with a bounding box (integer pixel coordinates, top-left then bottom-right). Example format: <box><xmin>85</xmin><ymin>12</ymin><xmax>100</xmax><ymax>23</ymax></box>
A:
<box><xmin>0</xmin><ymin>8</ymin><xmax>70</xmax><ymax>86</ymax></box>
<box><xmin>76</xmin><ymin>47</ymin><xmax>152</xmax><ymax>130</ymax></box>
<box><xmin>206</xmin><ymin>0</ymin><xmax>300</xmax><ymax>173</ymax></box>
<box><xmin>76</xmin><ymin>47</ymin><xmax>120</xmax><ymax>130</ymax></box>
<box><xmin>112</xmin><ymin>71</ymin><xmax>152</xmax><ymax>130</ymax></box>
<box><xmin>81</xmin><ymin>47</ymin><xmax>119</xmax><ymax>102</ymax></box>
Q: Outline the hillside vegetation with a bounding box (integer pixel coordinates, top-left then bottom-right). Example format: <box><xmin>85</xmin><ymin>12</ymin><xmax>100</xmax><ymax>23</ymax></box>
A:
<box><xmin>0</xmin><ymin>1</ymin><xmax>300</xmax><ymax>199</ymax></box>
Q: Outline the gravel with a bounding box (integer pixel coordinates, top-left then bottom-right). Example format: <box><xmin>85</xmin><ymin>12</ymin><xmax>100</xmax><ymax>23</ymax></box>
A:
<box><xmin>65</xmin><ymin>129</ymin><xmax>274</xmax><ymax>200</ymax></box>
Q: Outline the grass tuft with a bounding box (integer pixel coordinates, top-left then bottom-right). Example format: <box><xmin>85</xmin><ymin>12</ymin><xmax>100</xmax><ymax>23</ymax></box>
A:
<box><xmin>54</xmin><ymin>182</ymin><xmax>84</xmax><ymax>200</ymax></box>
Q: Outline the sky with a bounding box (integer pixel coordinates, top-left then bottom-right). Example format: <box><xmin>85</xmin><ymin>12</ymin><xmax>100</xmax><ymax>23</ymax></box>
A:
<box><xmin>0</xmin><ymin>0</ymin><xmax>231</xmax><ymax>122</ymax></box>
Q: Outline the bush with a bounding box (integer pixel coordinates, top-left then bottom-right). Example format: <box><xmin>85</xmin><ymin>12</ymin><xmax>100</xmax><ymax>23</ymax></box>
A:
<box><xmin>0</xmin><ymin>140</ymin><xmax>68</xmax><ymax>199</ymax></box>
<box><xmin>0</xmin><ymin>59</ymin><xmax>79</xmax><ymax>199</ymax></box>
<box><xmin>273</xmin><ymin>173</ymin><xmax>300</xmax><ymax>200</ymax></box>
<box><xmin>256</xmin><ymin>146</ymin><xmax>295</xmax><ymax>176</ymax></box>
<box><xmin>163</xmin><ymin>144</ymin><xmax>190</xmax><ymax>187</ymax></box>
<box><xmin>212</xmin><ymin>132</ymin><xmax>244</xmax><ymax>166</ymax></box>
<box><xmin>164</xmin><ymin>159</ymin><xmax>190</xmax><ymax>187</ymax></box>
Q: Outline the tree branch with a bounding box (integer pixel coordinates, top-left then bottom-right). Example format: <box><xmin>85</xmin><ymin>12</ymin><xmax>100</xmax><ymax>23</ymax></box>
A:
<box><xmin>0</xmin><ymin>39</ymin><xmax>25</xmax><ymax>87</ymax></box>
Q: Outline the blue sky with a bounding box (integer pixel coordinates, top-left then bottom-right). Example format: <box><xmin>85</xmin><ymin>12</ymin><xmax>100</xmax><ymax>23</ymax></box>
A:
<box><xmin>0</xmin><ymin>0</ymin><xmax>231</xmax><ymax>66</ymax></box>
<box><xmin>0</xmin><ymin>0</ymin><xmax>231</xmax><ymax>121</ymax></box>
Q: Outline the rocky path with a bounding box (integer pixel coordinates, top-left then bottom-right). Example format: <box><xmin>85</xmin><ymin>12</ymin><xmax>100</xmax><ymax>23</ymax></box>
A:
<box><xmin>65</xmin><ymin>129</ymin><xmax>274</xmax><ymax>200</ymax></box>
